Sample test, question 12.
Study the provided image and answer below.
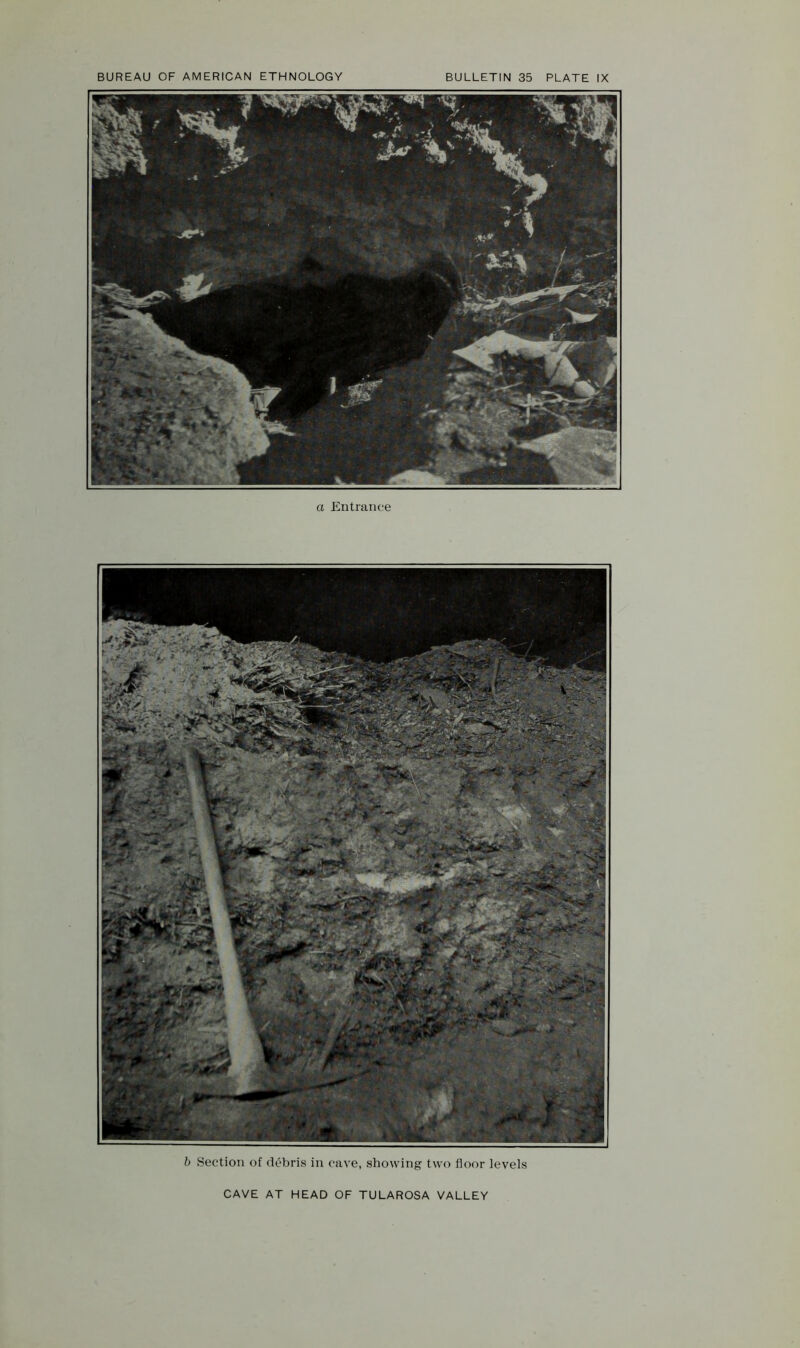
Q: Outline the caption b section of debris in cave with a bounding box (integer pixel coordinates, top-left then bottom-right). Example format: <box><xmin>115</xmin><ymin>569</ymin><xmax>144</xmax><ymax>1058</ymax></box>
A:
<box><xmin>90</xmin><ymin>92</ymin><xmax>618</xmax><ymax>487</ymax></box>
<box><xmin>100</xmin><ymin>568</ymin><xmax>608</xmax><ymax>1144</ymax></box>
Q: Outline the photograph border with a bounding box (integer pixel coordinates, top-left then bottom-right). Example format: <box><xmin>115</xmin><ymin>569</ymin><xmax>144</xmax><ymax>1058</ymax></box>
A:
<box><xmin>86</xmin><ymin>90</ymin><xmax>621</xmax><ymax>492</ymax></box>
<box><xmin>97</xmin><ymin>561</ymin><xmax>611</xmax><ymax>1147</ymax></box>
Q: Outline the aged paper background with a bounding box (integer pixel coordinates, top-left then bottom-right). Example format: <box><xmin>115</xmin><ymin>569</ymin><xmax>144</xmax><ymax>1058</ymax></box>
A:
<box><xmin>1</xmin><ymin>1</ymin><xmax>797</xmax><ymax>1344</ymax></box>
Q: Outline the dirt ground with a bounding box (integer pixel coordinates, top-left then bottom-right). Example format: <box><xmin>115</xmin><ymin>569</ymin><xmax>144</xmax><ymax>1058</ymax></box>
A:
<box><xmin>239</xmin><ymin>295</ymin><xmax>617</xmax><ymax>487</ymax></box>
<box><xmin>102</xmin><ymin>622</ymin><xmax>606</xmax><ymax>1143</ymax></box>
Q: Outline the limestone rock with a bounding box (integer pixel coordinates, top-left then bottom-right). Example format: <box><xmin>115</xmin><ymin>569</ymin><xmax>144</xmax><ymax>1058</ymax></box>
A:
<box><xmin>519</xmin><ymin>427</ymin><xmax>617</xmax><ymax>486</ymax></box>
<box><xmin>91</xmin><ymin>287</ymin><xmax>267</xmax><ymax>484</ymax></box>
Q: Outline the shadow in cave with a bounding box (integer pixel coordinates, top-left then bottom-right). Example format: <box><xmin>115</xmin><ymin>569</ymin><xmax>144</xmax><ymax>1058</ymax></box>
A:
<box><xmin>238</xmin><ymin>311</ymin><xmax>465</xmax><ymax>485</ymax></box>
<box><xmin>151</xmin><ymin>254</ymin><xmax>461</xmax><ymax>421</ymax></box>
<box><xmin>461</xmin><ymin>446</ymin><xmax>559</xmax><ymax>486</ymax></box>
<box><xmin>102</xmin><ymin>568</ymin><xmax>607</xmax><ymax>668</ymax></box>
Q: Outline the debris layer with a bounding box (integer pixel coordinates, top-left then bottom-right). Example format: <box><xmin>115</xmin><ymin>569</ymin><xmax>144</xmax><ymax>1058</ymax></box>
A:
<box><xmin>102</xmin><ymin>623</ymin><xmax>606</xmax><ymax>1142</ymax></box>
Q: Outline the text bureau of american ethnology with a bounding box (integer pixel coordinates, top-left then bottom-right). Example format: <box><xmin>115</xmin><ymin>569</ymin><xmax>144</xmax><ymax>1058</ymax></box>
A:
<box><xmin>95</xmin><ymin>71</ymin><xmax>344</xmax><ymax>84</ymax></box>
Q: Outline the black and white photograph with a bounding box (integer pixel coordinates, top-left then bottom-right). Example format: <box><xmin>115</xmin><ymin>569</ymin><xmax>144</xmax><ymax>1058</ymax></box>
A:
<box><xmin>100</xmin><ymin>567</ymin><xmax>608</xmax><ymax>1143</ymax></box>
<box><xmin>90</xmin><ymin>93</ymin><xmax>618</xmax><ymax>488</ymax></box>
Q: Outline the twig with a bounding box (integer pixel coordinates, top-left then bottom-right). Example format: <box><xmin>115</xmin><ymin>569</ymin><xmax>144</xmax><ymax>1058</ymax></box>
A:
<box><xmin>573</xmin><ymin>647</ymin><xmax>606</xmax><ymax>668</ymax></box>
<box><xmin>550</xmin><ymin>246</ymin><xmax>568</xmax><ymax>288</ymax></box>
<box><xmin>497</xmin><ymin>306</ymin><xmax>550</xmax><ymax>328</ymax></box>
<box><xmin>490</xmin><ymin>655</ymin><xmax>502</xmax><ymax>701</ymax></box>
<box><xmin>313</xmin><ymin>1001</ymin><xmax>352</xmax><ymax>1072</ymax></box>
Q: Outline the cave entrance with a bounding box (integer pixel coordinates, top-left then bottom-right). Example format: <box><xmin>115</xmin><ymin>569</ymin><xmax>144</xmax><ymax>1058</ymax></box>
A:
<box><xmin>147</xmin><ymin>257</ymin><xmax>466</xmax><ymax>486</ymax></box>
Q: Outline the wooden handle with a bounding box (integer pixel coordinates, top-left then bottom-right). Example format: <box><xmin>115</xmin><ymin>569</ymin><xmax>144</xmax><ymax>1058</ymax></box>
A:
<box><xmin>183</xmin><ymin>747</ymin><xmax>274</xmax><ymax>1095</ymax></box>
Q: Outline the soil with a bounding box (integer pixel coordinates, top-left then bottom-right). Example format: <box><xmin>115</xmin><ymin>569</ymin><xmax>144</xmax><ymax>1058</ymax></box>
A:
<box><xmin>102</xmin><ymin>622</ymin><xmax>606</xmax><ymax>1143</ymax></box>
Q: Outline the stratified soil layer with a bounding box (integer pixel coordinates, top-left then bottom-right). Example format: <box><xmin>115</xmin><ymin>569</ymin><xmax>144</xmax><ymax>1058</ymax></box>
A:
<box><xmin>102</xmin><ymin>622</ymin><xmax>606</xmax><ymax>1142</ymax></box>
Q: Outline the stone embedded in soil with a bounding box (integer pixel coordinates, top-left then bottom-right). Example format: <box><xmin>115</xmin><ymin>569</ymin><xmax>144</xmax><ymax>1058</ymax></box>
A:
<box><xmin>355</xmin><ymin>872</ymin><xmax>437</xmax><ymax>896</ymax></box>
<box><xmin>374</xmin><ymin>908</ymin><xmax>424</xmax><ymax>962</ymax></box>
<box><xmin>412</xmin><ymin>1083</ymin><xmax>454</xmax><ymax>1129</ymax></box>
<box><xmin>387</xmin><ymin>469</ymin><xmax>448</xmax><ymax>486</ymax></box>
<box><xmin>487</xmin><ymin>1018</ymin><xmax>523</xmax><ymax>1036</ymax></box>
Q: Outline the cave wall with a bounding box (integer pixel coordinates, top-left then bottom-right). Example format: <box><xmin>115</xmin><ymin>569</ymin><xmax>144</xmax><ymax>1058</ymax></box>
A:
<box><xmin>102</xmin><ymin>568</ymin><xmax>607</xmax><ymax>663</ymax></box>
<box><xmin>91</xmin><ymin>93</ymin><xmax>617</xmax><ymax>298</ymax></box>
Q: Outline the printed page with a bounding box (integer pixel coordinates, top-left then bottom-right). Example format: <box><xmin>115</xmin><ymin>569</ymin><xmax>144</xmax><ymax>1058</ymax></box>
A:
<box><xmin>1</xmin><ymin>1</ymin><xmax>796</xmax><ymax>1345</ymax></box>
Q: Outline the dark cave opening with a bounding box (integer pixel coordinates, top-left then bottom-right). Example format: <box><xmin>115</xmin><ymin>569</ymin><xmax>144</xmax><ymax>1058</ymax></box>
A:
<box><xmin>102</xmin><ymin>568</ymin><xmax>608</xmax><ymax>667</ymax></box>
<box><xmin>150</xmin><ymin>255</ymin><xmax>461</xmax><ymax>421</ymax></box>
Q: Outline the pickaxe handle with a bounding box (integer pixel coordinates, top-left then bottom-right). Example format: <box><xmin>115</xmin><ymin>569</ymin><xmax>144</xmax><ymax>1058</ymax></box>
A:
<box><xmin>183</xmin><ymin>747</ymin><xmax>275</xmax><ymax>1096</ymax></box>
